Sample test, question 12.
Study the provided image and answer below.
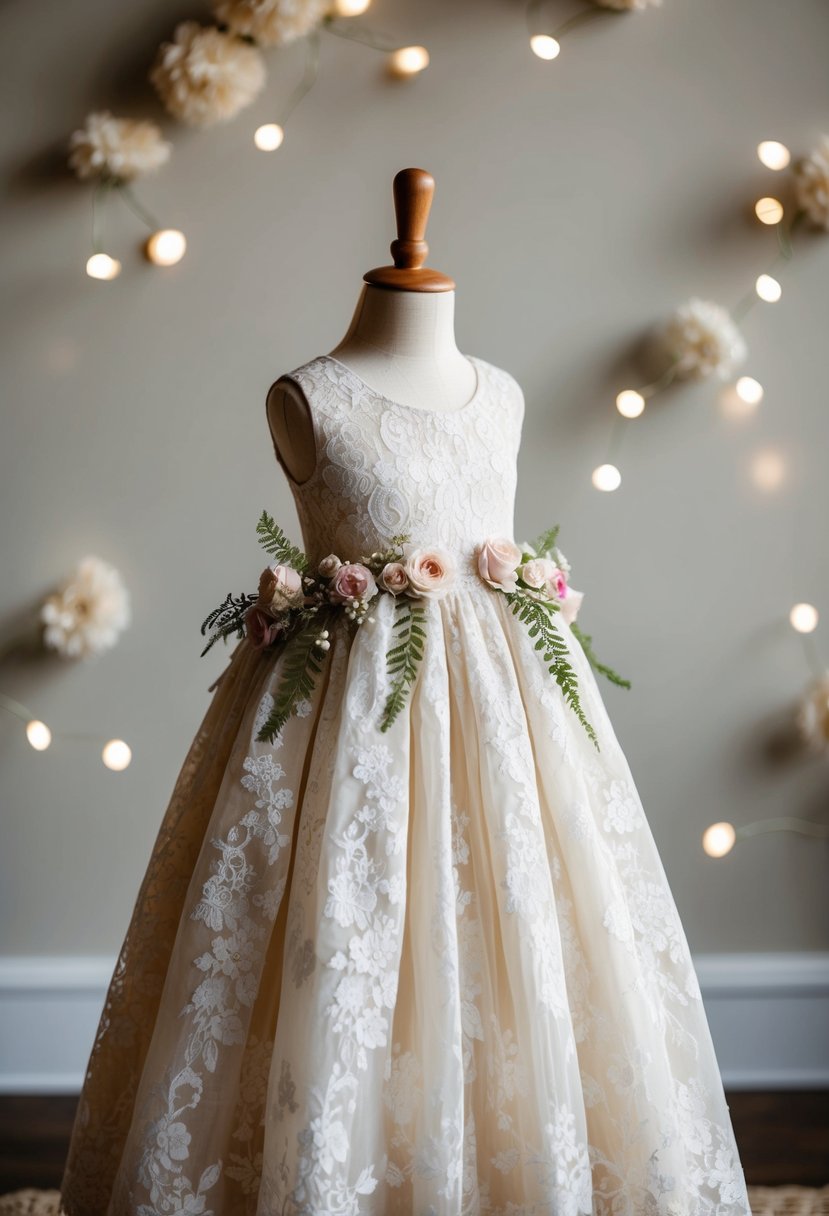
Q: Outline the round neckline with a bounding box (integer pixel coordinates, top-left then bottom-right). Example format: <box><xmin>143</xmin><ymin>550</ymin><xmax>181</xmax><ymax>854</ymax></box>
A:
<box><xmin>316</xmin><ymin>352</ymin><xmax>485</xmax><ymax>417</ymax></box>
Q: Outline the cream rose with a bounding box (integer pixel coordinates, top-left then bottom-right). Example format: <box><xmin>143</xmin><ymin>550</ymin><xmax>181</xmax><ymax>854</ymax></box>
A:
<box><xmin>404</xmin><ymin>548</ymin><xmax>455</xmax><ymax>598</ymax></box>
<box><xmin>329</xmin><ymin>562</ymin><xmax>377</xmax><ymax>603</ymax></box>
<box><xmin>520</xmin><ymin>557</ymin><xmax>558</xmax><ymax>590</ymax></box>
<box><xmin>379</xmin><ymin>562</ymin><xmax>409</xmax><ymax>595</ymax></box>
<box><xmin>318</xmin><ymin>554</ymin><xmax>342</xmax><ymax>578</ymax></box>
<box><xmin>258</xmin><ymin>563</ymin><xmax>303</xmax><ymax>613</ymax></box>
<box><xmin>477</xmin><ymin>537</ymin><xmax>522</xmax><ymax>592</ymax></box>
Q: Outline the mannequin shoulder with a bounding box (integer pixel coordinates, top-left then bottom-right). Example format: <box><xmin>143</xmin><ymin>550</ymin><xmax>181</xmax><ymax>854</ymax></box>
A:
<box><xmin>265</xmin><ymin>374</ymin><xmax>316</xmax><ymax>485</ymax></box>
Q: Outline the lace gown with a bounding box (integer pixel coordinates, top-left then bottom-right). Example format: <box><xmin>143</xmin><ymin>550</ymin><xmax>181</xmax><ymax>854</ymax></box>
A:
<box><xmin>60</xmin><ymin>354</ymin><xmax>752</xmax><ymax>1216</ymax></box>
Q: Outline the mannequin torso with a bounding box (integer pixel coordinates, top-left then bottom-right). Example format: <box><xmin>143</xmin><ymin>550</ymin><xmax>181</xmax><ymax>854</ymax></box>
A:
<box><xmin>266</xmin><ymin>285</ymin><xmax>477</xmax><ymax>484</ymax></box>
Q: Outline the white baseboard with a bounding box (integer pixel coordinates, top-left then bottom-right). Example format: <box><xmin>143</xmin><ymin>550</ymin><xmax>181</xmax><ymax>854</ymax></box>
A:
<box><xmin>693</xmin><ymin>952</ymin><xmax>829</xmax><ymax>1089</ymax></box>
<box><xmin>0</xmin><ymin>952</ymin><xmax>827</xmax><ymax>1094</ymax></box>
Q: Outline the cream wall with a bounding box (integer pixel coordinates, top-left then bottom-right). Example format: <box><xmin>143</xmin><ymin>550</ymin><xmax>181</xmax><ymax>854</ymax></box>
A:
<box><xmin>1</xmin><ymin>0</ymin><xmax>827</xmax><ymax>960</ymax></box>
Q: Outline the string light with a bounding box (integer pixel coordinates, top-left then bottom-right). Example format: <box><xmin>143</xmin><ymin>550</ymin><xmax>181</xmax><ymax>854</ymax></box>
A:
<box><xmin>735</xmin><ymin>376</ymin><xmax>764</xmax><ymax>406</ymax></box>
<box><xmin>530</xmin><ymin>34</ymin><xmax>561</xmax><ymax>60</ymax></box>
<box><xmin>254</xmin><ymin>122</ymin><xmax>285</xmax><ymax>152</ymax></box>
<box><xmin>757</xmin><ymin>140</ymin><xmax>791</xmax><ymax>171</ymax></box>
<box><xmin>592</xmin><ymin>463</ymin><xmax>622</xmax><ymax>492</ymax></box>
<box><xmin>616</xmin><ymin>389</ymin><xmax>645</xmax><ymax>419</ymax></box>
<box><xmin>144</xmin><ymin>229</ymin><xmax>187</xmax><ymax>267</ymax></box>
<box><xmin>702</xmin><ymin>822</ymin><xmax>736</xmax><ymax>858</ymax></box>
<box><xmin>704</xmin><ymin>816</ymin><xmax>829</xmax><ymax>857</ymax></box>
<box><xmin>86</xmin><ymin>253</ymin><xmax>121</xmax><ymax>281</ymax></box>
<box><xmin>388</xmin><ymin>46</ymin><xmax>429</xmax><ymax>76</ymax></box>
<box><xmin>332</xmin><ymin>0</ymin><xmax>371</xmax><ymax>12</ymax></box>
<box><xmin>790</xmin><ymin>603</ymin><xmax>819</xmax><ymax>634</ymax></box>
<box><xmin>750</xmin><ymin>448</ymin><xmax>785</xmax><ymax>491</ymax></box>
<box><xmin>754</xmin><ymin>197</ymin><xmax>784</xmax><ymax>225</ymax></box>
<box><xmin>1</xmin><ymin>693</ymin><xmax>130</xmax><ymax>769</ymax></box>
<box><xmin>102</xmin><ymin>739</ymin><xmax>132</xmax><ymax>771</ymax></box>
<box><xmin>25</xmin><ymin>720</ymin><xmax>52</xmax><ymax>752</ymax></box>
<box><xmin>755</xmin><ymin>273</ymin><xmax>782</xmax><ymax>303</ymax></box>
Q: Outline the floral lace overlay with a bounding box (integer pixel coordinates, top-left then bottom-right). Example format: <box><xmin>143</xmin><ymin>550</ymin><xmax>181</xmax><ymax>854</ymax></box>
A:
<box><xmin>278</xmin><ymin>354</ymin><xmax>524</xmax><ymax>568</ymax></box>
<box><xmin>59</xmin><ymin>355</ymin><xmax>750</xmax><ymax>1216</ymax></box>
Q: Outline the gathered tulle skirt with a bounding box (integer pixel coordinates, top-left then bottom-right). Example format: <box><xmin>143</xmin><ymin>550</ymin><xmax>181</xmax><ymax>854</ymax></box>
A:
<box><xmin>60</xmin><ymin>581</ymin><xmax>751</xmax><ymax>1216</ymax></box>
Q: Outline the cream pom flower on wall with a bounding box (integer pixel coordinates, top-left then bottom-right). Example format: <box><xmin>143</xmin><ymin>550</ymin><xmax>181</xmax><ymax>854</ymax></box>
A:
<box><xmin>41</xmin><ymin>556</ymin><xmax>130</xmax><ymax>659</ymax></box>
<box><xmin>213</xmin><ymin>0</ymin><xmax>333</xmax><ymax>48</ymax></box>
<box><xmin>793</xmin><ymin>135</ymin><xmax>829</xmax><ymax>231</ymax></box>
<box><xmin>68</xmin><ymin>112</ymin><xmax>170</xmax><ymax>182</ymax></box>
<box><xmin>661</xmin><ymin>298</ymin><xmax>748</xmax><ymax>382</ymax></box>
<box><xmin>150</xmin><ymin>22</ymin><xmax>267</xmax><ymax>126</ymax></box>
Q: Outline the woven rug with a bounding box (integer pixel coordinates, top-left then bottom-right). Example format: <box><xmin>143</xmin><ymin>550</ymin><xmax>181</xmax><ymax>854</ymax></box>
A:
<box><xmin>2</xmin><ymin>1187</ymin><xmax>828</xmax><ymax>1214</ymax></box>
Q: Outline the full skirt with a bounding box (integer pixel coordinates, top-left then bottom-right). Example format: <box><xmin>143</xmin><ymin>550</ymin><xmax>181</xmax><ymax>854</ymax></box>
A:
<box><xmin>59</xmin><ymin>582</ymin><xmax>751</xmax><ymax>1216</ymax></box>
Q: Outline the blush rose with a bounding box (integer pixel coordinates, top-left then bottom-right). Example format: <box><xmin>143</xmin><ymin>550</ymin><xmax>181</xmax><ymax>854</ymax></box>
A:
<box><xmin>379</xmin><ymin>562</ymin><xmax>409</xmax><ymax>594</ymax></box>
<box><xmin>477</xmin><ymin>537</ymin><xmax>522</xmax><ymax>592</ymax></box>
<box><xmin>329</xmin><ymin>562</ymin><xmax>377</xmax><ymax>603</ymax></box>
<box><xmin>404</xmin><ymin>548</ymin><xmax>455</xmax><ymax>598</ymax></box>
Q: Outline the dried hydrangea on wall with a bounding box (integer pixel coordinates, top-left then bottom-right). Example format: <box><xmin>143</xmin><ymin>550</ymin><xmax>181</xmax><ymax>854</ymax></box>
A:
<box><xmin>41</xmin><ymin>556</ymin><xmax>131</xmax><ymax>659</ymax></box>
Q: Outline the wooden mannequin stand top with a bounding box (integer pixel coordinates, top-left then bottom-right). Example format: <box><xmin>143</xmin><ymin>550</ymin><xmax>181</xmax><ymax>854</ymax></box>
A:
<box><xmin>267</xmin><ymin>167</ymin><xmax>474</xmax><ymax>482</ymax></box>
<box><xmin>363</xmin><ymin>168</ymin><xmax>456</xmax><ymax>293</ymax></box>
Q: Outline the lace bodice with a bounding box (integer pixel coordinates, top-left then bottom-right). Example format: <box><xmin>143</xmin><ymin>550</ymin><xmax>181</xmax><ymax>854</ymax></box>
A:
<box><xmin>274</xmin><ymin>354</ymin><xmax>524</xmax><ymax>571</ymax></box>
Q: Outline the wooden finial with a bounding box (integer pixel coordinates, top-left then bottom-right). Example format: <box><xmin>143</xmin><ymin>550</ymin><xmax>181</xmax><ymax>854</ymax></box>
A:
<box><xmin>364</xmin><ymin>167</ymin><xmax>456</xmax><ymax>292</ymax></box>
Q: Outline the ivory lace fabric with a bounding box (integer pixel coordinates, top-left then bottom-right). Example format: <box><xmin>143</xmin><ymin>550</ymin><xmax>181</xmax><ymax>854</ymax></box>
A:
<box><xmin>59</xmin><ymin>355</ymin><xmax>752</xmax><ymax>1215</ymax></box>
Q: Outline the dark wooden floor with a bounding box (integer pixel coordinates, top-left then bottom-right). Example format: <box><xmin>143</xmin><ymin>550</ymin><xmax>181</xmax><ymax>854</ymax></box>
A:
<box><xmin>0</xmin><ymin>1091</ymin><xmax>827</xmax><ymax>1194</ymax></box>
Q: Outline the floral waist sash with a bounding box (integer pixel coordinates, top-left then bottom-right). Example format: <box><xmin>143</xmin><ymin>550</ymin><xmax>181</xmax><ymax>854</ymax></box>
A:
<box><xmin>201</xmin><ymin>514</ymin><xmax>629</xmax><ymax>746</ymax></box>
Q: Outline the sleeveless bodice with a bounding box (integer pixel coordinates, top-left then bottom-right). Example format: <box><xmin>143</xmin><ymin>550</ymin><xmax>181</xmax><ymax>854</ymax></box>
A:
<box><xmin>276</xmin><ymin>354</ymin><xmax>524</xmax><ymax>574</ymax></box>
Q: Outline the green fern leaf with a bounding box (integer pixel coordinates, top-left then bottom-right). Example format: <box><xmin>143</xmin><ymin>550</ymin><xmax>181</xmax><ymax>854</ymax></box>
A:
<box><xmin>530</xmin><ymin>525</ymin><xmax>560</xmax><ymax>557</ymax></box>
<box><xmin>255</xmin><ymin>510</ymin><xmax>308</xmax><ymax>572</ymax></box>
<box><xmin>380</xmin><ymin>600</ymin><xmax>427</xmax><ymax>732</ymax></box>
<box><xmin>256</xmin><ymin>613</ymin><xmax>331</xmax><ymax>743</ymax></box>
<box><xmin>570</xmin><ymin>623</ymin><xmax>631</xmax><ymax>689</ymax></box>
<box><xmin>505</xmin><ymin>589</ymin><xmax>599</xmax><ymax>749</ymax></box>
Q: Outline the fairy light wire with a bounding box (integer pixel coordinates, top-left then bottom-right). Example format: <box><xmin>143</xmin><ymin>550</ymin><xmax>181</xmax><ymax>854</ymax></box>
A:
<box><xmin>0</xmin><ymin>691</ymin><xmax>131</xmax><ymax>765</ymax></box>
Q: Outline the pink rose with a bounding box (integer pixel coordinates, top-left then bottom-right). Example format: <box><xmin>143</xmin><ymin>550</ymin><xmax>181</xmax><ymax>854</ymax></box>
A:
<box><xmin>477</xmin><ymin>537</ymin><xmax>522</xmax><ymax>592</ymax></box>
<box><xmin>245</xmin><ymin>605</ymin><xmax>282</xmax><ymax>649</ymax></box>
<box><xmin>329</xmin><ymin>562</ymin><xmax>377</xmax><ymax>604</ymax></box>
<box><xmin>379</xmin><ymin>562</ymin><xmax>409</xmax><ymax>595</ymax></box>
<box><xmin>520</xmin><ymin>557</ymin><xmax>558</xmax><ymax>591</ymax></box>
<box><xmin>258</xmin><ymin>563</ymin><xmax>303</xmax><ymax>613</ymax></box>
<box><xmin>404</xmin><ymin>548</ymin><xmax>455</xmax><ymax>598</ymax></box>
<box><xmin>558</xmin><ymin>586</ymin><xmax>584</xmax><ymax>625</ymax></box>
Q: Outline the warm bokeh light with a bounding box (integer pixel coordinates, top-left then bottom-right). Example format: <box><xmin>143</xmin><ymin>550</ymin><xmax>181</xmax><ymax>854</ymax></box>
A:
<box><xmin>790</xmin><ymin>603</ymin><xmax>819</xmax><ymax>634</ymax></box>
<box><xmin>388</xmin><ymin>45</ymin><xmax>430</xmax><ymax>76</ymax></box>
<box><xmin>735</xmin><ymin>376</ymin><xmax>764</xmax><ymax>406</ymax></box>
<box><xmin>25</xmin><ymin>720</ymin><xmax>52</xmax><ymax>751</ymax></box>
<box><xmin>754</xmin><ymin>197</ymin><xmax>784</xmax><ymax>225</ymax></box>
<box><xmin>254</xmin><ymin>122</ymin><xmax>285</xmax><ymax>152</ymax></box>
<box><xmin>616</xmin><ymin>389</ymin><xmax>645</xmax><ymax>419</ymax></box>
<box><xmin>333</xmin><ymin>0</ymin><xmax>371</xmax><ymax>13</ymax></box>
<box><xmin>592</xmin><ymin>463</ymin><xmax>622</xmax><ymax>492</ymax></box>
<box><xmin>756</xmin><ymin>273</ymin><xmax>782</xmax><ymax>303</ymax></box>
<box><xmin>703</xmin><ymin>822</ymin><xmax>737</xmax><ymax>858</ymax></box>
<box><xmin>102</xmin><ymin>739</ymin><xmax>132</xmax><ymax>772</ymax></box>
<box><xmin>145</xmin><ymin>229</ymin><xmax>187</xmax><ymax>267</ymax></box>
<box><xmin>530</xmin><ymin>34</ymin><xmax>561</xmax><ymax>60</ymax></box>
<box><xmin>757</xmin><ymin>140</ymin><xmax>791</xmax><ymax>171</ymax></box>
<box><xmin>86</xmin><ymin>253</ymin><xmax>121</xmax><ymax>281</ymax></box>
<box><xmin>720</xmin><ymin>385</ymin><xmax>756</xmax><ymax>421</ymax></box>
<box><xmin>750</xmin><ymin>448</ymin><xmax>785</xmax><ymax>491</ymax></box>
